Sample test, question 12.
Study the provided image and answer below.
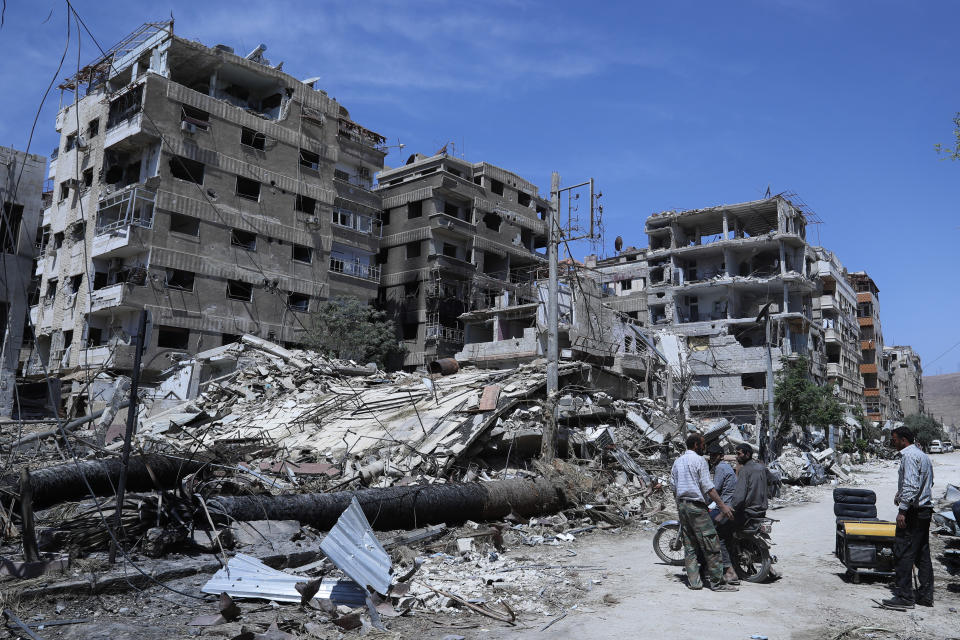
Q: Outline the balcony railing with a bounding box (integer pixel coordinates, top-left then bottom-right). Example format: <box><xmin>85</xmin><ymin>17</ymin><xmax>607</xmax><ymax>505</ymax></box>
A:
<box><xmin>425</xmin><ymin>324</ymin><xmax>464</xmax><ymax>344</ymax></box>
<box><xmin>331</xmin><ymin>207</ymin><xmax>381</xmax><ymax>236</ymax></box>
<box><xmin>329</xmin><ymin>257</ymin><xmax>380</xmax><ymax>283</ymax></box>
<box><xmin>95</xmin><ymin>185</ymin><xmax>156</xmax><ymax>234</ymax></box>
<box><xmin>337</xmin><ymin>118</ymin><xmax>387</xmax><ymax>152</ymax></box>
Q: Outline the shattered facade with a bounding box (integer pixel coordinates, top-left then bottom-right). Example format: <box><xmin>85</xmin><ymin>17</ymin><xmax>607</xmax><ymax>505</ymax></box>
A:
<box><xmin>811</xmin><ymin>248</ymin><xmax>863</xmax><ymax>407</ymax></box>
<box><xmin>587</xmin><ymin>246</ymin><xmax>648</xmax><ymax>326</ymax></box>
<box><xmin>374</xmin><ymin>153</ymin><xmax>548</xmax><ymax>368</ymax></box>
<box><xmin>846</xmin><ymin>272</ymin><xmax>894</xmax><ymax>422</ymax></box>
<box><xmin>885</xmin><ymin>344</ymin><xmax>923</xmax><ymax>417</ymax></box>
<box><xmin>0</xmin><ymin>146</ymin><xmax>46</xmax><ymax>417</ymax></box>
<box><xmin>29</xmin><ymin>22</ymin><xmax>386</xmax><ymax>385</ymax></box>
<box><xmin>644</xmin><ymin>195</ymin><xmax>823</xmax><ymax>422</ymax></box>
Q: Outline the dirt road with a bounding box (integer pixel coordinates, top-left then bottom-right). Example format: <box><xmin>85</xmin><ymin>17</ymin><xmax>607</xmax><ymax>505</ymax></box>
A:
<box><xmin>484</xmin><ymin>452</ymin><xmax>960</xmax><ymax>640</ymax></box>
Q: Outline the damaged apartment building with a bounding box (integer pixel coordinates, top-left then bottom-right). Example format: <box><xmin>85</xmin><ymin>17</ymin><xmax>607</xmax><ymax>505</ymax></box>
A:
<box><xmin>586</xmin><ymin>246</ymin><xmax>648</xmax><ymax>327</ymax></box>
<box><xmin>846</xmin><ymin>272</ymin><xmax>899</xmax><ymax>422</ymax></box>
<box><xmin>30</xmin><ymin>21</ymin><xmax>386</xmax><ymax>388</ymax></box>
<box><xmin>644</xmin><ymin>195</ymin><xmax>824</xmax><ymax>422</ymax></box>
<box><xmin>811</xmin><ymin>248</ymin><xmax>863</xmax><ymax>407</ymax></box>
<box><xmin>374</xmin><ymin>153</ymin><xmax>549</xmax><ymax>369</ymax></box>
<box><xmin>885</xmin><ymin>345</ymin><xmax>923</xmax><ymax>418</ymax></box>
<box><xmin>0</xmin><ymin>146</ymin><xmax>46</xmax><ymax>417</ymax></box>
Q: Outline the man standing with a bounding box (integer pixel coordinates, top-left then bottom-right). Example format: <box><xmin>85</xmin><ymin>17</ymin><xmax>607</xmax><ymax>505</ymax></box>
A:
<box><xmin>708</xmin><ymin>444</ymin><xmax>739</xmax><ymax>585</ymax></box>
<box><xmin>671</xmin><ymin>433</ymin><xmax>737</xmax><ymax>591</ymax></box>
<box><xmin>883</xmin><ymin>426</ymin><xmax>934</xmax><ymax>609</ymax></box>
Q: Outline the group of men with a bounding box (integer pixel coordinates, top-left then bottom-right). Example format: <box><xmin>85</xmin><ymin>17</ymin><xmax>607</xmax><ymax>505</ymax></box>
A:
<box><xmin>670</xmin><ymin>433</ymin><xmax>769</xmax><ymax>591</ymax></box>
<box><xmin>670</xmin><ymin>425</ymin><xmax>946</xmax><ymax>608</ymax></box>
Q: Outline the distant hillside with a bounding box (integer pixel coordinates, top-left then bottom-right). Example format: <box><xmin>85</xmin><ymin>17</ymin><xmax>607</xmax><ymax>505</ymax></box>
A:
<box><xmin>924</xmin><ymin>373</ymin><xmax>960</xmax><ymax>429</ymax></box>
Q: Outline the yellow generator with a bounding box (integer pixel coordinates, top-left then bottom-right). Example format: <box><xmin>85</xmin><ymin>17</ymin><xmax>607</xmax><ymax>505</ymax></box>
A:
<box><xmin>833</xmin><ymin>488</ymin><xmax>896</xmax><ymax>583</ymax></box>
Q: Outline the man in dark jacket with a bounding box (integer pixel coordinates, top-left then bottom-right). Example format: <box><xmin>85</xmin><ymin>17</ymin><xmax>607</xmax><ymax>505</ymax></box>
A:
<box><xmin>730</xmin><ymin>443</ymin><xmax>768</xmax><ymax>523</ymax></box>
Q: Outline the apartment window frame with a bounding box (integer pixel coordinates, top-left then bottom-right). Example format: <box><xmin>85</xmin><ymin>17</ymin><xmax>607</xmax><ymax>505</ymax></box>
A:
<box><xmin>169</xmin><ymin>212</ymin><xmax>200</xmax><ymax>237</ymax></box>
<box><xmin>157</xmin><ymin>325</ymin><xmax>191</xmax><ymax>350</ymax></box>
<box><xmin>230</xmin><ymin>228</ymin><xmax>257</xmax><ymax>251</ymax></box>
<box><xmin>288</xmin><ymin>292</ymin><xmax>310</xmax><ymax>312</ymax></box>
<box><xmin>299</xmin><ymin>149</ymin><xmax>321</xmax><ymax>171</ymax></box>
<box><xmin>169</xmin><ymin>155</ymin><xmax>205</xmax><ymax>184</ymax></box>
<box><xmin>406</xmin><ymin>241</ymin><xmax>422</xmax><ymax>259</ymax></box>
<box><xmin>226</xmin><ymin>279</ymin><xmax>254</xmax><ymax>301</ymax></box>
<box><xmin>235</xmin><ymin>176</ymin><xmax>261</xmax><ymax>202</ymax></box>
<box><xmin>292</xmin><ymin>244</ymin><xmax>313</xmax><ymax>264</ymax></box>
<box><xmin>295</xmin><ymin>193</ymin><xmax>316</xmax><ymax>215</ymax></box>
<box><xmin>240</xmin><ymin>127</ymin><xmax>266</xmax><ymax>150</ymax></box>
<box><xmin>165</xmin><ymin>268</ymin><xmax>195</xmax><ymax>292</ymax></box>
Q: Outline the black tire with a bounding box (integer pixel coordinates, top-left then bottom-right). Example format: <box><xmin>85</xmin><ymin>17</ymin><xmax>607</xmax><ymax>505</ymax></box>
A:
<box><xmin>732</xmin><ymin>537</ymin><xmax>772</xmax><ymax>583</ymax></box>
<box><xmin>834</xmin><ymin>503</ymin><xmax>877</xmax><ymax>518</ymax></box>
<box><xmin>653</xmin><ymin>522</ymin><xmax>685</xmax><ymax>566</ymax></box>
<box><xmin>833</xmin><ymin>488</ymin><xmax>876</xmax><ymax>503</ymax></box>
<box><xmin>833</xmin><ymin>492</ymin><xmax>876</xmax><ymax>505</ymax></box>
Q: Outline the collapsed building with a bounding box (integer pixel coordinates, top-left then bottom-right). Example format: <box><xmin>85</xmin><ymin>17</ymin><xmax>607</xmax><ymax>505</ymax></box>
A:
<box><xmin>586</xmin><ymin>246</ymin><xmax>649</xmax><ymax>326</ymax></box>
<box><xmin>644</xmin><ymin>195</ymin><xmax>823</xmax><ymax>423</ymax></box>
<box><xmin>374</xmin><ymin>153</ymin><xmax>549</xmax><ymax>369</ymax></box>
<box><xmin>0</xmin><ymin>146</ymin><xmax>46</xmax><ymax>417</ymax></box>
<box><xmin>811</xmin><ymin>248</ymin><xmax>863</xmax><ymax>407</ymax></box>
<box><xmin>885</xmin><ymin>344</ymin><xmax>923</xmax><ymax>417</ymax></box>
<box><xmin>29</xmin><ymin>21</ymin><xmax>386</xmax><ymax>397</ymax></box>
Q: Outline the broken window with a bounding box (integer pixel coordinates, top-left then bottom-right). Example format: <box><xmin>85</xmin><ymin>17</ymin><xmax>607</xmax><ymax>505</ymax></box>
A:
<box><xmin>169</xmin><ymin>213</ymin><xmax>200</xmax><ymax>236</ymax></box>
<box><xmin>517</xmin><ymin>191</ymin><xmax>531</xmax><ymax>207</ymax></box>
<box><xmin>536</xmin><ymin>205</ymin><xmax>547</xmax><ymax>220</ymax></box>
<box><xmin>292</xmin><ymin>244</ymin><xmax>313</xmax><ymax>263</ymax></box>
<box><xmin>165</xmin><ymin>268</ymin><xmax>195</xmax><ymax>291</ymax></box>
<box><xmin>334</xmin><ymin>168</ymin><xmax>350</xmax><ymax>182</ymax></box>
<box><xmin>53</xmin><ymin>232</ymin><xmax>64</xmax><ymax>248</ymax></box>
<box><xmin>82</xmin><ymin>168</ymin><xmax>94</xmax><ymax>191</ymax></box>
<box><xmin>741</xmin><ymin>372</ymin><xmax>765</xmax><ymax>389</ymax></box>
<box><xmin>621</xmin><ymin>279</ymin><xmax>632</xmax><ymax>291</ymax></box>
<box><xmin>375</xmin><ymin>247</ymin><xmax>388</xmax><ymax>265</ymax></box>
<box><xmin>235</xmin><ymin>176</ymin><xmax>261</xmax><ymax>201</ymax></box>
<box><xmin>87</xmin><ymin>118</ymin><xmax>100</xmax><ymax>138</ymax></box>
<box><xmin>295</xmin><ymin>194</ymin><xmax>316</xmax><ymax>214</ymax></box>
<box><xmin>406</xmin><ymin>241</ymin><xmax>422</xmax><ymax>259</ymax></box>
<box><xmin>490</xmin><ymin>179</ymin><xmax>504</xmax><ymax>196</ymax></box>
<box><xmin>59</xmin><ymin>182</ymin><xmax>70</xmax><ymax>201</ymax></box>
<box><xmin>107</xmin><ymin>85</ymin><xmax>143</xmax><ymax>129</ymax></box>
<box><xmin>45</xmin><ymin>279</ymin><xmax>58</xmax><ymax>299</ymax></box>
<box><xmin>381</xmin><ymin>209</ymin><xmax>392</xmax><ymax>226</ymax></box>
<box><xmin>180</xmin><ymin>105</ymin><xmax>210</xmax><ymax>131</ymax></box>
<box><xmin>402</xmin><ymin>322</ymin><xmax>418</xmax><ymax>340</ymax></box>
<box><xmin>1</xmin><ymin>202</ymin><xmax>23</xmax><ymax>253</ymax></box>
<box><xmin>443</xmin><ymin>201</ymin><xmax>459</xmax><ymax>217</ymax></box>
<box><xmin>86</xmin><ymin>326</ymin><xmax>103</xmax><ymax>347</ymax></box>
<box><xmin>240</xmin><ymin>127</ymin><xmax>266</xmax><ymax>150</ymax></box>
<box><xmin>169</xmin><ymin>156</ymin><xmax>205</xmax><ymax>184</ymax></box>
<box><xmin>64</xmin><ymin>134</ymin><xmax>77</xmax><ymax>152</ymax></box>
<box><xmin>230</xmin><ymin>228</ymin><xmax>257</xmax><ymax>251</ymax></box>
<box><xmin>157</xmin><ymin>325</ymin><xmax>190</xmax><ymax>349</ymax></box>
<box><xmin>408</xmin><ymin>200</ymin><xmax>423</xmax><ymax>219</ymax></box>
<box><xmin>442</xmin><ymin>243</ymin><xmax>458</xmax><ymax>258</ymax></box>
<box><xmin>226</xmin><ymin>279</ymin><xmax>253</xmax><ymax>301</ymax></box>
<box><xmin>287</xmin><ymin>292</ymin><xmax>309</xmax><ymax>312</ymax></box>
<box><xmin>69</xmin><ymin>274</ymin><xmax>83</xmax><ymax>294</ymax></box>
<box><xmin>299</xmin><ymin>149</ymin><xmax>320</xmax><ymax>170</ymax></box>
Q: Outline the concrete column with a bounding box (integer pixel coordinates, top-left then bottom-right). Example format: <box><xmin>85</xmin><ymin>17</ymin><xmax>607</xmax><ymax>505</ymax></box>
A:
<box><xmin>722</xmin><ymin>212</ymin><xmax>729</xmax><ymax>239</ymax></box>
<box><xmin>779</xmin><ymin>240</ymin><xmax>787</xmax><ymax>275</ymax></box>
<box><xmin>209</xmin><ymin>71</ymin><xmax>218</xmax><ymax>96</ymax></box>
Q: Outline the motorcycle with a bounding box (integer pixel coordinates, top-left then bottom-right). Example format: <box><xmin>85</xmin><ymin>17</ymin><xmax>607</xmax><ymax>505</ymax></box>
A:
<box><xmin>653</xmin><ymin>516</ymin><xmax>778</xmax><ymax>582</ymax></box>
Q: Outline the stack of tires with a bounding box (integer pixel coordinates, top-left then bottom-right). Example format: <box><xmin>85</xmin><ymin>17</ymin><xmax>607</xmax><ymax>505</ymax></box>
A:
<box><xmin>834</xmin><ymin>488</ymin><xmax>877</xmax><ymax>520</ymax></box>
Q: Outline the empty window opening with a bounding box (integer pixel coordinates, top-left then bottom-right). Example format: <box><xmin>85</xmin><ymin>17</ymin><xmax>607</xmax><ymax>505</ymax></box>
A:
<box><xmin>402</xmin><ymin>322</ymin><xmax>418</xmax><ymax>340</ymax></box>
<box><xmin>222</xmin><ymin>333</ymin><xmax>242</xmax><ymax>345</ymax></box>
<box><xmin>87</xmin><ymin>118</ymin><xmax>100</xmax><ymax>138</ymax></box>
<box><xmin>473</xmin><ymin>176</ymin><xmax>483</xmax><ymax>185</ymax></box>
<box><xmin>381</xmin><ymin>209</ymin><xmax>392</xmax><ymax>226</ymax></box>
<box><xmin>490</xmin><ymin>179</ymin><xmax>504</xmax><ymax>196</ymax></box>
<box><xmin>165</xmin><ymin>268</ymin><xmax>195</xmax><ymax>291</ymax></box>
<box><xmin>1</xmin><ymin>203</ymin><xmax>24</xmax><ymax>253</ymax></box>
<box><xmin>169</xmin><ymin>213</ymin><xmax>200</xmax><ymax>236</ymax></box>
<box><xmin>406</xmin><ymin>241</ymin><xmax>422</xmax><ymax>259</ymax></box>
<box><xmin>82</xmin><ymin>168</ymin><xmax>94</xmax><ymax>190</ymax></box>
<box><xmin>53</xmin><ymin>232</ymin><xmax>64</xmax><ymax>248</ymax></box>
<box><xmin>292</xmin><ymin>244</ymin><xmax>313</xmax><ymax>263</ymax></box>
<box><xmin>157</xmin><ymin>325</ymin><xmax>190</xmax><ymax>349</ymax></box>
<box><xmin>169</xmin><ymin>156</ymin><xmax>204</xmax><ymax>184</ymax></box>
<box><xmin>45</xmin><ymin>279</ymin><xmax>58</xmax><ymax>299</ymax></box>
<box><xmin>288</xmin><ymin>292</ymin><xmax>309</xmax><ymax>312</ymax></box>
<box><xmin>375</xmin><ymin>248</ymin><xmax>388</xmax><ymax>265</ymax></box>
<box><xmin>442</xmin><ymin>243</ymin><xmax>458</xmax><ymax>258</ymax></box>
<box><xmin>621</xmin><ymin>279</ymin><xmax>633</xmax><ymax>291</ymax></box>
<box><xmin>517</xmin><ymin>191</ymin><xmax>531</xmax><ymax>207</ymax></box>
<box><xmin>241</xmin><ymin>127</ymin><xmax>266</xmax><ymax>150</ymax></box>
<box><xmin>482</xmin><ymin>212</ymin><xmax>501</xmax><ymax>231</ymax></box>
<box><xmin>295</xmin><ymin>194</ymin><xmax>316</xmax><ymax>214</ymax></box>
<box><xmin>299</xmin><ymin>149</ymin><xmax>320</xmax><ymax>170</ymax></box>
<box><xmin>86</xmin><ymin>326</ymin><xmax>103</xmax><ymax>347</ymax></box>
<box><xmin>443</xmin><ymin>201</ymin><xmax>459</xmax><ymax>217</ymax></box>
<box><xmin>236</xmin><ymin>176</ymin><xmax>261</xmax><ymax>201</ymax></box>
<box><xmin>334</xmin><ymin>168</ymin><xmax>350</xmax><ymax>182</ymax></box>
<box><xmin>59</xmin><ymin>182</ymin><xmax>70</xmax><ymax>201</ymax></box>
<box><xmin>227</xmin><ymin>279</ymin><xmax>253</xmax><ymax>301</ymax></box>
<box><xmin>69</xmin><ymin>274</ymin><xmax>83</xmax><ymax>294</ymax></box>
<box><xmin>408</xmin><ymin>200</ymin><xmax>423</xmax><ymax>219</ymax></box>
<box><xmin>64</xmin><ymin>134</ymin><xmax>78</xmax><ymax>152</ymax></box>
<box><xmin>231</xmin><ymin>228</ymin><xmax>257</xmax><ymax>251</ymax></box>
<box><xmin>180</xmin><ymin>105</ymin><xmax>210</xmax><ymax>130</ymax></box>
<box><xmin>741</xmin><ymin>372</ymin><xmax>765</xmax><ymax>389</ymax></box>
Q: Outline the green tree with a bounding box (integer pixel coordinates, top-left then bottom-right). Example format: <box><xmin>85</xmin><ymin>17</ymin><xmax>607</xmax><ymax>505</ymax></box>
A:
<box><xmin>902</xmin><ymin>413</ymin><xmax>945</xmax><ymax>448</ymax></box>
<box><xmin>934</xmin><ymin>112</ymin><xmax>960</xmax><ymax>160</ymax></box>
<box><xmin>305</xmin><ymin>297</ymin><xmax>404</xmax><ymax>368</ymax></box>
<box><xmin>774</xmin><ymin>356</ymin><xmax>844</xmax><ymax>437</ymax></box>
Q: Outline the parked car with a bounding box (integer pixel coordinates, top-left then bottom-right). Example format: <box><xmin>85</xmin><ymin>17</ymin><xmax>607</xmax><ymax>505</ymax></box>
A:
<box><xmin>929</xmin><ymin>440</ymin><xmax>944</xmax><ymax>454</ymax></box>
<box><xmin>944</xmin><ymin>442</ymin><xmax>955</xmax><ymax>453</ymax></box>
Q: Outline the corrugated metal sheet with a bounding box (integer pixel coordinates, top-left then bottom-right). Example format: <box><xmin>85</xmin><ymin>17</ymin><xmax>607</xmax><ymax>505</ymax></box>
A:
<box><xmin>319</xmin><ymin>497</ymin><xmax>392</xmax><ymax>595</ymax></box>
<box><xmin>201</xmin><ymin>553</ymin><xmax>366</xmax><ymax>606</ymax></box>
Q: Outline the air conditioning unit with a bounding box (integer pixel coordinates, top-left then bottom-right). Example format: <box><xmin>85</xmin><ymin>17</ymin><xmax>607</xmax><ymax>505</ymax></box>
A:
<box><xmin>181</xmin><ymin>121</ymin><xmax>197</xmax><ymax>134</ymax></box>
<box><xmin>306</xmin><ymin>216</ymin><xmax>319</xmax><ymax>225</ymax></box>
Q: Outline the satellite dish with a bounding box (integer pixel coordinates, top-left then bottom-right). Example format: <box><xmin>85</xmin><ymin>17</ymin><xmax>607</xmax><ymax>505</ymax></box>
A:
<box><xmin>614</xmin><ymin>236</ymin><xmax>623</xmax><ymax>252</ymax></box>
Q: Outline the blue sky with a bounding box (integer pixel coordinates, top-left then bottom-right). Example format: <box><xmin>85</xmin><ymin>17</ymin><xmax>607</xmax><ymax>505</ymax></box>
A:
<box><xmin>1</xmin><ymin>1</ymin><xmax>957</xmax><ymax>373</ymax></box>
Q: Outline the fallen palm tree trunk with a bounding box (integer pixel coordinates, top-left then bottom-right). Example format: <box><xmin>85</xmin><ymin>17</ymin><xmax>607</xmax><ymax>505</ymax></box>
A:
<box><xmin>208</xmin><ymin>477</ymin><xmax>570</xmax><ymax>531</ymax></box>
<box><xmin>4</xmin><ymin>454</ymin><xmax>206</xmax><ymax>510</ymax></box>
<box><xmin>5</xmin><ymin>402</ymin><xmax>131</xmax><ymax>451</ymax></box>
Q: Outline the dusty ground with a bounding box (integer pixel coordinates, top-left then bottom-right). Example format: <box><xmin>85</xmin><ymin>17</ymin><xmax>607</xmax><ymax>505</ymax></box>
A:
<box><xmin>3</xmin><ymin>453</ymin><xmax>959</xmax><ymax>639</ymax></box>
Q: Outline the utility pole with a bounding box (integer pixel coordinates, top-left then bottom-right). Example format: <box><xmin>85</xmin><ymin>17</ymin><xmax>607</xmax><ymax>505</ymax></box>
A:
<box><xmin>756</xmin><ymin>302</ymin><xmax>775</xmax><ymax>463</ymax></box>
<box><xmin>541</xmin><ymin>172</ymin><xmax>561</xmax><ymax>462</ymax></box>
<box><xmin>109</xmin><ymin>309</ymin><xmax>148</xmax><ymax>563</ymax></box>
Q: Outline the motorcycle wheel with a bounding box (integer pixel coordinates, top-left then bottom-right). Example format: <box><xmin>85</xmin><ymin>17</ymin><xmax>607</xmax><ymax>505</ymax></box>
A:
<box><xmin>653</xmin><ymin>522</ymin><xmax>685</xmax><ymax>566</ymax></box>
<box><xmin>732</xmin><ymin>537</ymin><xmax>772</xmax><ymax>583</ymax></box>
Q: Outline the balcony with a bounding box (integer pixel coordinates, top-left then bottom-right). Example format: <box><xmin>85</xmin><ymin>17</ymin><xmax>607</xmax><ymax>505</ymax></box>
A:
<box><xmin>89</xmin><ymin>283</ymin><xmax>140</xmax><ymax>314</ymax></box>
<box><xmin>860</xmin><ymin>340</ymin><xmax>875</xmax><ymax>350</ymax></box>
<box><xmin>864</xmin><ymin>388</ymin><xmax>880</xmax><ymax>397</ymax></box>
<box><xmin>824</xmin><ymin>328</ymin><xmax>840</xmax><ymax>343</ymax></box>
<box><xmin>337</xmin><ymin>118</ymin><xmax>387</xmax><ymax>153</ymax></box>
<box><xmin>92</xmin><ymin>186</ymin><xmax>155</xmax><ymax>258</ymax></box>
<box><xmin>430</xmin><ymin>212</ymin><xmax>476</xmax><ymax>235</ymax></box>
<box><xmin>331</xmin><ymin>207</ymin><xmax>380</xmax><ymax>237</ymax></box>
<box><xmin>78</xmin><ymin>344</ymin><xmax>136</xmax><ymax>370</ymax></box>
<box><xmin>328</xmin><ymin>257</ymin><xmax>380</xmax><ymax>284</ymax></box>
<box><xmin>857</xmin><ymin>317</ymin><xmax>874</xmax><ymax>327</ymax></box>
<box><xmin>104</xmin><ymin>111</ymin><xmax>157</xmax><ymax>151</ymax></box>
<box><xmin>425</xmin><ymin>323</ymin><xmax>464</xmax><ymax>345</ymax></box>
<box><xmin>860</xmin><ymin>363</ymin><xmax>877</xmax><ymax>375</ymax></box>
<box><xmin>819</xmin><ymin>295</ymin><xmax>837</xmax><ymax>312</ymax></box>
